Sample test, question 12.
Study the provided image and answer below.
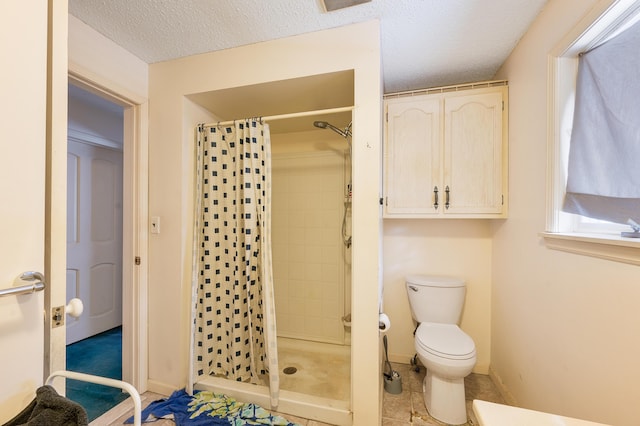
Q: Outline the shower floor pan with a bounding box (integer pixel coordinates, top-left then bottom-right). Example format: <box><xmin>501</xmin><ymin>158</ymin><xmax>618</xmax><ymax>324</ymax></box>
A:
<box><xmin>197</xmin><ymin>337</ymin><xmax>351</xmax><ymax>425</ymax></box>
<box><xmin>195</xmin><ymin>376</ymin><xmax>351</xmax><ymax>426</ymax></box>
<box><xmin>277</xmin><ymin>337</ymin><xmax>350</xmax><ymax>401</ymax></box>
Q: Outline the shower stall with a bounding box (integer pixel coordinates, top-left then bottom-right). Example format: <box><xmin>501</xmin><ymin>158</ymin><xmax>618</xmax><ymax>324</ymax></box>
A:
<box><xmin>270</xmin><ymin>118</ymin><xmax>353</xmax><ymax>394</ymax></box>
<box><xmin>189</xmin><ymin>107</ymin><xmax>354</xmax><ymax>426</ymax></box>
<box><xmin>145</xmin><ymin>23</ymin><xmax>383</xmax><ymax>425</ymax></box>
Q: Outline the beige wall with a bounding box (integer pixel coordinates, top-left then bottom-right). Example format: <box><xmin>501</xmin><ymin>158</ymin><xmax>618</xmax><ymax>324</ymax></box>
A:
<box><xmin>69</xmin><ymin>15</ymin><xmax>148</xmax><ymax>100</ymax></box>
<box><xmin>147</xmin><ymin>22</ymin><xmax>382</xmax><ymax>425</ymax></box>
<box><xmin>382</xmin><ymin>219</ymin><xmax>493</xmax><ymax>374</ymax></box>
<box><xmin>492</xmin><ymin>1</ymin><xmax>640</xmax><ymax>425</ymax></box>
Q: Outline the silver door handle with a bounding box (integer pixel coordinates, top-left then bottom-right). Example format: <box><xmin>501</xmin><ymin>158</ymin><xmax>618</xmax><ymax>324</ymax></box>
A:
<box><xmin>20</xmin><ymin>271</ymin><xmax>45</xmax><ymax>282</ymax></box>
<box><xmin>0</xmin><ymin>271</ymin><xmax>46</xmax><ymax>298</ymax></box>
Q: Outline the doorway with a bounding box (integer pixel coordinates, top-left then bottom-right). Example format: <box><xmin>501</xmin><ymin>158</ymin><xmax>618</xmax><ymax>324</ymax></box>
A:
<box><xmin>67</xmin><ymin>84</ymin><xmax>124</xmax><ymax>342</ymax></box>
<box><xmin>62</xmin><ymin>72</ymin><xmax>150</xmax><ymax>395</ymax></box>
<box><xmin>66</xmin><ymin>83</ymin><xmax>125</xmax><ymax>419</ymax></box>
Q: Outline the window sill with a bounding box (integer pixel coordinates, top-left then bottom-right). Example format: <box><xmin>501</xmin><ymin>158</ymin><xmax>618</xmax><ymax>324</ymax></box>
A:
<box><xmin>541</xmin><ymin>232</ymin><xmax>640</xmax><ymax>266</ymax></box>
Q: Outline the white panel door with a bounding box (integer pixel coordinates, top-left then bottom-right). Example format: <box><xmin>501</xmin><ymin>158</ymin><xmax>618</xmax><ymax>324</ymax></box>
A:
<box><xmin>0</xmin><ymin>1</ymin><xmax>48</xmax><ymax>421</ymax></box>
<box><xmin>67</xmin><ymin>140</ymin><xmax>123</xmax><ymax>344</ymax></box>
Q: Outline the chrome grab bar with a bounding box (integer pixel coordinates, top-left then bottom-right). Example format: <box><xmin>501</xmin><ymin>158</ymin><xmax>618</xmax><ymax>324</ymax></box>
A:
<box><xmin>0</xmin><ymin>271</ymin><xmax>46</xmax><ymax>298</ymax></box>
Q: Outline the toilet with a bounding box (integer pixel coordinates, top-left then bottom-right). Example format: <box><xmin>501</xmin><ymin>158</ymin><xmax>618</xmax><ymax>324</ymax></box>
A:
<box><xmin>406</xmin><ymin>275</ymin><xmax>476</xmax><ymax>425</ymax></box>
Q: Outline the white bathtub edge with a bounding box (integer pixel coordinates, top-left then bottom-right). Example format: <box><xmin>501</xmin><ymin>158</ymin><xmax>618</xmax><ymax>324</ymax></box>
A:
<box><xmin>472</xmin><ymin>400</ymin><xmax>611</xmax><ymax>426</ymax></box>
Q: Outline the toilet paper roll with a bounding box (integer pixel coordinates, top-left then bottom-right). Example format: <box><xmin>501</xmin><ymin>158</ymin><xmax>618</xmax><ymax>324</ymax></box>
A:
<box><xmin>378</xmin><ymin>313</ymin><xmax>391</xmax><ymax>332</ymax></box>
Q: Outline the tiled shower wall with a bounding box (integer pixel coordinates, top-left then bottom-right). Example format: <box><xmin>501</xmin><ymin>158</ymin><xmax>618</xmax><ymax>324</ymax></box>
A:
<box><xmin>271</xmin><ymin>151</ymin><xmax>348</xmax><ymax>344</ymax></box>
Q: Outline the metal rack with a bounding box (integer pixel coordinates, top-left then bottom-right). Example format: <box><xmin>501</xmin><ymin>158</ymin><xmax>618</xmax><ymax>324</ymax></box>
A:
<box><xmin>46</xmin><ymin>370</ymin><xmax>142</xmax><ymax>426</ymax></box>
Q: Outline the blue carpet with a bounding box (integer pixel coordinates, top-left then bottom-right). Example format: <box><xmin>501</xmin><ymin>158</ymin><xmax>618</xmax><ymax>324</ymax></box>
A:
<box><xmin>66</xmin><ymin>326</ymin><xmax>128</xmax><ymax>422</ymax></box>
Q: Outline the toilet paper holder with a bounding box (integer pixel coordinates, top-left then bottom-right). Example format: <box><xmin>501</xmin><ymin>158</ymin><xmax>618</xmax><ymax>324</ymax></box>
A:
<box><xmin>379</xmin><ymin>313</ymin><xmax>391</xmax><ymax>332</ymax></box>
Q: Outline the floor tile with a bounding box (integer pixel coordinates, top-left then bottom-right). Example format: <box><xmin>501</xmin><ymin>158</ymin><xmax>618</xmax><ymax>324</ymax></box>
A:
<box><xmin>465</xmin><ymin>373</ymin><xmax>505</xmax><ymax>404</ymax></box>
<box><xmin>382</xmin><ymin>418</ymin><xmax>412</xmax><ymax>426</ymax></box>
<box><xmin>382</xmin><ymin>387</ymin><xmax>413</xmax><ymax>422</ymax></box>
<box><xmin>97</xmin><ymin>369</ymin><xmax>504</xmax><ymax>426</ymax></box>
<box><xmin>382</xmin><ymin>369</ymin><xmax>504</xmax><ymax>426</ymax></box>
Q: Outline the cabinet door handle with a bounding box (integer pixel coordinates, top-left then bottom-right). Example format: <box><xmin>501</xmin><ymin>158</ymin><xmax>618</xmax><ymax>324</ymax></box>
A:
<box><xmin>433</xmin><ymin>186</ymin><xmax>439</xmax><ymax>210</ymax></box>
<box><xmin>445</xmin><ymin>185</ymin><xmax>450</xmax><ymax>209</ymax></box>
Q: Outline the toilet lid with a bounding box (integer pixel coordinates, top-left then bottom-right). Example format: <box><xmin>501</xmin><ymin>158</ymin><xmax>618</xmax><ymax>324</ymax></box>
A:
<box><xmin>416</xmin><ymin>323</ymin><xmax>476</xmax><ymax>360</ymax></box>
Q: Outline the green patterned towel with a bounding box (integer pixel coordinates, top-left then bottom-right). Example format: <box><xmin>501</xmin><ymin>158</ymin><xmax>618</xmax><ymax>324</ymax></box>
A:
<box><xmin>188</xmin><ymin>391</ymin><xmax>302</xmax><ymax>425</ymax></box>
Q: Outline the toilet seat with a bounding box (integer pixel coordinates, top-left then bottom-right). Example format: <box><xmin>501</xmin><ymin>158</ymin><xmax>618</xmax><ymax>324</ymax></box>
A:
<box><xmin>416</xmin><ymin>323</ymin><xmax>475</xmax><ymax>360</ymax></box>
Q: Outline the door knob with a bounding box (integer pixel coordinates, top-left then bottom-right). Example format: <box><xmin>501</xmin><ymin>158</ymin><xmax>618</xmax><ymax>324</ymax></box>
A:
<box><xmin>52</xmin><ymin>298</ymin><xmax>84</xmax><ymax>328</ymax></box>
<box><xmin>66</xmin><ymin>298</ymin><xmax>84</xmax><ymax>318</ymax></box>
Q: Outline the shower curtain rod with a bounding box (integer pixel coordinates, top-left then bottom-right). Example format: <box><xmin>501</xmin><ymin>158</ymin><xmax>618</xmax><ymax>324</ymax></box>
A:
<box><xmin>201</xmin><ymin>106</ymin><xmax>353</xmax><ymax>129</ymax></box>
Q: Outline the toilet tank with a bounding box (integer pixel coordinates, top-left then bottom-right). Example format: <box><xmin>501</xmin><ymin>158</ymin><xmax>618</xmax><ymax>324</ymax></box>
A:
<box><xmin>405</xmin><ymin>275</ymin><xmax>466</xmax><ymax>324</ymax></box>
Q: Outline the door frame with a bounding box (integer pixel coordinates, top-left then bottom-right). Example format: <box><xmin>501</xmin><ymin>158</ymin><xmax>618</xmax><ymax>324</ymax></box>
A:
<box><xmin>48</xmin><ymin>66</ymin><xmax>149</xmax><ymax>392</ymax></box>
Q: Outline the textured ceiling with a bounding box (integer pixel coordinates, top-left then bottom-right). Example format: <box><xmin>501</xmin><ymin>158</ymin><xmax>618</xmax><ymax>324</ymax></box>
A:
<box><xmin>68</xmin><ymin>0</ymin><xmax>548</xmax><ymax>94</ymax></box>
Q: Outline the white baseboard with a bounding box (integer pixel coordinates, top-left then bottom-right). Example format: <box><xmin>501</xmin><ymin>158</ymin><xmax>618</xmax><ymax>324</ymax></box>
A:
<box><xmin>488</xmin><ymin>366</ymin><xmax>518</xmax><ymax>406</ymax></box>
<box><xmin>146</xmin><ymin>379</ymin><xmax>178</xmax><ymax>396</ymax></box>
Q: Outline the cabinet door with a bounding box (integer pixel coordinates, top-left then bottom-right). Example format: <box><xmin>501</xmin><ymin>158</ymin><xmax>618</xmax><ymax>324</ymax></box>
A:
<box><xmin>384</xmin><ymin>96</ymin><xmax>441</xmax><ymax>217</ymax></box>
<box><xmin>444</xmin><ymin>89</ymin><xmax>504</xmax><ymax>215</ymax></box>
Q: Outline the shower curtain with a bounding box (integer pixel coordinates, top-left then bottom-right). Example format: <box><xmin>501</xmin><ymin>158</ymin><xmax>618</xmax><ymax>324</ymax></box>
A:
<box><xmin>191</xmin><ymin>119</ymin><xmax>279</xmax><ymax>407</ymax></box>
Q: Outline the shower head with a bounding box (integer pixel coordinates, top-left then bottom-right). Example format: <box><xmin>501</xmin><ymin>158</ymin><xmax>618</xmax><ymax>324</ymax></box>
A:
<box><xmin>313</xmin><ymin>120</ymin><xmax>352</xmax><ymax>139</ymax></box>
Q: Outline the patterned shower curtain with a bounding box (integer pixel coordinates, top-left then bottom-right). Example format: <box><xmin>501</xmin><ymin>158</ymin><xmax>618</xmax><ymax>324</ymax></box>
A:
<box><xmin>191</xmin><ymin>119</ymin><xmax>279</xmax><ymax>407</ymax></box>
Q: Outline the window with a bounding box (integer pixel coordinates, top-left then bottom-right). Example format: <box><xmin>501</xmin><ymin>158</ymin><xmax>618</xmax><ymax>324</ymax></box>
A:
<box><xmin>544</xmin><ymin>0</ymin><xmax>640</xmax><ymax>265</ymax></box>
<box><xmin>564</xmin><ymin>18</ymin><xmax>640</xmax><ymax>226</ymax></box>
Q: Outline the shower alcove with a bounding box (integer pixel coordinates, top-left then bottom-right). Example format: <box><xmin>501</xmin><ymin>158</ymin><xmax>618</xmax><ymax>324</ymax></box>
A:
<box><xmin>186</xmin><ymin>70</ymin><xmax>354</xmax><ymax>425</ymax></box>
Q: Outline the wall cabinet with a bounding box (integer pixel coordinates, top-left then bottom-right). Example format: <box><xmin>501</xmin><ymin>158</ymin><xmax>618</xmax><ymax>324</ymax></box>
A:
<box><xmin>383</xmin><ymin>83</ymin><xmax>508</xmax><ymax>218</ymax></box>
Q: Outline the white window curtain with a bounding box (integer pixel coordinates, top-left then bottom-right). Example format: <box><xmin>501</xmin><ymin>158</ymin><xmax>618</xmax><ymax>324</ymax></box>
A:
<box><xmin>563</xmin><ymin>19</ymin><xmax>640</xmax><ymax>225</ymax></box>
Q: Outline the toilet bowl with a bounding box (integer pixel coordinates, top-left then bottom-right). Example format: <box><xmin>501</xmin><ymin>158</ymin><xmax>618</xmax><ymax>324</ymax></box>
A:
<box><xmin>415</xmin><ymin>322</ymin><xmax>476</xmax><ymax>425</ymax></box>
<box><xmin>406</xmin><ymin>275</ymin><xmax>477</xmax><ymax>425</ymax></box>
<box><xmin>416</xmin><ymin>323</ymin><xmax>476</xmax><ymax>378</ymax></box>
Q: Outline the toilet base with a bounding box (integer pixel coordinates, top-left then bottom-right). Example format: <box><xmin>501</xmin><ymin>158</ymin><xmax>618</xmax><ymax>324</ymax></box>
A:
<box><xmin>423</xmin><ymin>370</ymin><xmax>467</xmax><ymax>425</ymax></box>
